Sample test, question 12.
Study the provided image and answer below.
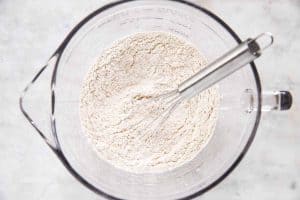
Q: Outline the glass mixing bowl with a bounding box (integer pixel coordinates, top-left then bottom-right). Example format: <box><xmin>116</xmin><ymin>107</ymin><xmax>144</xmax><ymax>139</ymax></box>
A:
<box><xmin>20</xmin><ymin>0</ymin><xmax>292</xmax><ymax>199</ymax></box>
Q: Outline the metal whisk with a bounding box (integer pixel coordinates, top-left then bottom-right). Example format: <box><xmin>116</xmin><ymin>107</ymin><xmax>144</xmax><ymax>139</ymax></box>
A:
<box><xmin>128</xmin><ymin>33</ymin><xmax>274</xmax><ymax>136</ymax></box>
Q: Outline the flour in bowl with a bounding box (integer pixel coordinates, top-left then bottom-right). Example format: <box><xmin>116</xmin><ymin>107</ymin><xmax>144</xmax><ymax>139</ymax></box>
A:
<box><xmin>79</xmin><ymin>32</ymin><xmax>220</xmax><ymax>173</ymax></box>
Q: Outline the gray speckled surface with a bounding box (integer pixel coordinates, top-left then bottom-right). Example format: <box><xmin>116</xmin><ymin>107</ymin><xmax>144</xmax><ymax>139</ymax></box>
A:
<box><xmin>0</xmin><ymin>0</ymin><xmax>299</xmax><ymax>199</ymax></box>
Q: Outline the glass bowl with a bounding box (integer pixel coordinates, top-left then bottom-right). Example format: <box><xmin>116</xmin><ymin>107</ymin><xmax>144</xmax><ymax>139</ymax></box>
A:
<box><xmin>20</xmin><ymin>0</ymin><xmax>292</xmax><ymax>199</ymax></box>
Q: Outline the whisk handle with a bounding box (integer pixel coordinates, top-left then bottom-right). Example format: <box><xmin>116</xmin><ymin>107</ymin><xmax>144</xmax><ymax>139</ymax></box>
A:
<box><xmin>178</xmin><ymin>32</ymin><xmax>274</xmax><ymax>98</ymax></box>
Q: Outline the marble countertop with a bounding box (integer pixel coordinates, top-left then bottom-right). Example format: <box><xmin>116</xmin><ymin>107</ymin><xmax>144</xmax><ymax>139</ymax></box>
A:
<box><xmin>0</xmin><ymin>0</ymin><xmax>299</xmax><ymax>199</ymax></box>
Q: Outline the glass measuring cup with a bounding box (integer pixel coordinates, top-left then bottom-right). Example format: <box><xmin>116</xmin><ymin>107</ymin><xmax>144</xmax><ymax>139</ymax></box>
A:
<box><xmin>19</xmin><ymin>0</ymin><xmax>293</xmax><ymax>199</ymax></box>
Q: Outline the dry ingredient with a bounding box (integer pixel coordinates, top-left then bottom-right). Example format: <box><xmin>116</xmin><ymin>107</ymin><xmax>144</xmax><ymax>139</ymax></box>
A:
<box><xmin>79</xmin><ymin>32</ymin><xmax>220</xmax><ymax>173</ymax></box>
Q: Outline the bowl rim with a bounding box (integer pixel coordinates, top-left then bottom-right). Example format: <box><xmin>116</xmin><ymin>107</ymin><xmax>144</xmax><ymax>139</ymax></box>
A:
<box><xmin>49</xmin><ymin>0</ymin><xmax>262</xmax><ymax>199</ymax></box>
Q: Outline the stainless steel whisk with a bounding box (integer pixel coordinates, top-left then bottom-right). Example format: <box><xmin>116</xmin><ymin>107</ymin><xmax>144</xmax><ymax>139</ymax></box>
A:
<box><xmin>129</xmin><ymin>32</ymin><xmax>274</xmax><ymax>136</ymax></box>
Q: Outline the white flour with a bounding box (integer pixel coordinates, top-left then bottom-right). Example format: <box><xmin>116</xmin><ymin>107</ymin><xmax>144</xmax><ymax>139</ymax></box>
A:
<box><xmin>80</xmin><ymin>32</ymin><xmax>220</xmax><ymax>173</ymax></box>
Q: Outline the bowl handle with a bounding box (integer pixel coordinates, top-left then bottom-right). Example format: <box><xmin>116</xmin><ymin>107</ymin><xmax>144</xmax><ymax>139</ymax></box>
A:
<box><xmin>19</xmin><ymin>55</ymin><xmax>59</xmax><ymax>151</ymax></box>
<box><xmin>243</xmin><ymin>89</ymin><xmax>293</xmax><ymax>112</ymax></box>
<box><xmin>262</xmin><ymin>90</ymin><xmax>293</xmax><ymax>111</ymax></box>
